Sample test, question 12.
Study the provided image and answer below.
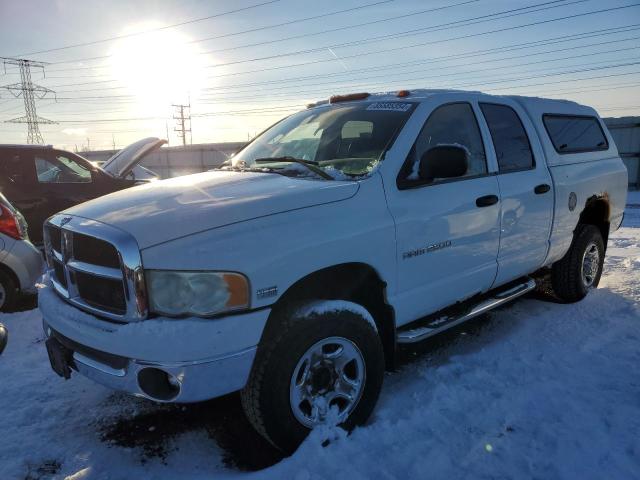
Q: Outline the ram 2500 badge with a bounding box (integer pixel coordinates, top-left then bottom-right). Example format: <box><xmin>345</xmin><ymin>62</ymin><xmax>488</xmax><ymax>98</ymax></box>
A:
<box><xmin>39</xmin><ymin>89</ymin><xmax>627</xmax><ymax>453</ymax></box>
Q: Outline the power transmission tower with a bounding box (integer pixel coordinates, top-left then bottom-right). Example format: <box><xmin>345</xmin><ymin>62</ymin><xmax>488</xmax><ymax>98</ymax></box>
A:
<box><xmin>1</xmin><ymin>58</ymin><xmax>56</xmax><ymax>144</ymax></box>
<box><xmin>172</xmin><ymin>103</ymin><xmax>191</xmax><ymax>146</ymax></box>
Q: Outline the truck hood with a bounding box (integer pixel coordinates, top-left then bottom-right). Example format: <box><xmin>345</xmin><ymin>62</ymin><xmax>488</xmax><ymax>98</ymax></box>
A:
<box><xmin>63</xmin><ymin>170</ymin><xmax>359</xmax><ymax>249</ymax></box>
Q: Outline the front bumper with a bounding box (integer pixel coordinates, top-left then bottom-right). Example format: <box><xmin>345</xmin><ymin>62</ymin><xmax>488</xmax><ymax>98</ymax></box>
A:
<box><xmin>39</xmin><ymin>282</ymin><xmax>270</xmax><ymax>403</ymax></box>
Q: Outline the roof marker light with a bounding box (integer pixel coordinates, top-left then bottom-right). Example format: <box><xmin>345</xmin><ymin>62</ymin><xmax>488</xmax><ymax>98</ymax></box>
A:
<box><xmin>397</xmin><ymin>90</ymin><xmax>411</xmax><ymax>98</ymax></box>
<box><xmin>329</xmin><ymin>92</ymin><xmax>370</xmax><ymax>104</ymax></box>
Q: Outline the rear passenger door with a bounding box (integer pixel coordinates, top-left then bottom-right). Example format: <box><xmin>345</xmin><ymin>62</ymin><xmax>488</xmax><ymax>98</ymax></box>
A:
<box><xmin>478</xmin><ymin>101</ymin><xmax>553</xmax><ymax>286</ymax></box>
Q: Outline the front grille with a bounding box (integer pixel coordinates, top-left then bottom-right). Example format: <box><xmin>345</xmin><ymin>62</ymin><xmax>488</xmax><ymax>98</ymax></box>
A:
<box><xmin>73</xmin><ymin>232</ymin><xmax>120</xmax><ymax>268</ymax></box>
<box><xmin>48</xmin><ymin>226</ymin><xmax>62</xmax><ymax>251</ymax></box>
<box><xmin>44</xmin><ymin>215</ymin><xmax>147</xmax><ymax>323</ymax></box>
<box><xmin>53</xmin><ymin>259</ymin><xmax>67</xmax><ymax>288</ymax></box>
<box><xmin>75</xmin><ymin>271</ymin><xmax>126</xmax><ymax>314</ymax></box>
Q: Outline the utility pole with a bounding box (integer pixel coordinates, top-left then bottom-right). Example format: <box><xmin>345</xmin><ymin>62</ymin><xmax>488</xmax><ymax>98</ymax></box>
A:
<box><xmin>172</xmin><ymin>103</ymin><xmax>191</xmax><ymax>146</ymax></box>
<box><xmin>1</xmin><ymin>57</ymin><xmax>56</xmax><ymax>144</ymax></box>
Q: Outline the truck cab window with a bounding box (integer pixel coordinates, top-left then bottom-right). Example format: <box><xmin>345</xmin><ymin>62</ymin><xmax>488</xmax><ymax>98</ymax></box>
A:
<box><xmin>542</xmin><ymin>115</ymin><xmax>608</xmax><ymax>153</ymax></box>
<box><xmin>35</xmin><ymin>155</ymin><xmax>92</xmax><ymax>184</ymax></box>
<box><xmin>406</xmin><ymin>102</ymin><xmax>487</xmax><ymax>181</ymax></box>
<box><xmin>480</xmin><ymin>103</ymin><xmax>534</xmax><ymax>172</ymax></box>
<box><xmin>232</xmin><ymin>103</ymin><xmax>416</xmax><ymax>177</ymax></box>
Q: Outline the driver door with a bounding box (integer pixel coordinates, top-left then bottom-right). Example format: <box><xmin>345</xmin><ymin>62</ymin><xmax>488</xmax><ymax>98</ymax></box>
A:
<box><xmin>387</xmin><ymin>102</ymin><xmax>501</xmax><ymax>325</ymax></box>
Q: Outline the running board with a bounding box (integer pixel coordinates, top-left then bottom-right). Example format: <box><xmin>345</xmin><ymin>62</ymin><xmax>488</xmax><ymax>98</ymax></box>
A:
<box><xmin>396</xmin><ymin>278</ymin><xmax>536</xmax><ymax>344</ymax></box>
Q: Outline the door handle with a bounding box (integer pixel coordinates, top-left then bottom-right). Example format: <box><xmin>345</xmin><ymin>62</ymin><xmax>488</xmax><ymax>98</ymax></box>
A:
<box><xmin>534</xmin><ymin>183</ymin><xmax>551</xmax><ymax>194</ymax></box>
<box><xmin>476</xmin><ymin>194</ymin><xmax>499</xmax><ymax>207</ymax></box>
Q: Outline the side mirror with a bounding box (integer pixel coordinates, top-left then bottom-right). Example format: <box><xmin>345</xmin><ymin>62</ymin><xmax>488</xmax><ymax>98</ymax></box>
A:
<box><xmin>419</xmin><ymin>145</ymin><xmax>468</xmax><ymax>182</ymax></box>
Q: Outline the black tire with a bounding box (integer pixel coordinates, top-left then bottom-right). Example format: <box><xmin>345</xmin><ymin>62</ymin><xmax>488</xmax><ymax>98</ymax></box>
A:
<box><xmin>551</xmin><ymin>224</ymin><xmax>605</xmax><ymax>303</ymax></box>
<box><xmin>0</xmin><ymin>270</ymin><xmax>17</xmax><ymax>312</ymax></box>
<box><xmin>241</xmin><ymin>302</ymin><xmax>385</xmax><ymax>454</ymax></box>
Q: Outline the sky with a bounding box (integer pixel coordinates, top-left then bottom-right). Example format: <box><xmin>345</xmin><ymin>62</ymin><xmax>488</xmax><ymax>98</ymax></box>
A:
<box><xmin>0</xmin><ymin>0</ymin><xmax>639</xmax><ymax>150</ymax></box>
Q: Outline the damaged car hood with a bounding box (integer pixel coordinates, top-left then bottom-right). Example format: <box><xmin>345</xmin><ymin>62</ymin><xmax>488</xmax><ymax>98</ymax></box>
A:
<box><xmin>63</xmin><ymin>170</ymin><xmax>359</xmax><ymax>249</ymax></box>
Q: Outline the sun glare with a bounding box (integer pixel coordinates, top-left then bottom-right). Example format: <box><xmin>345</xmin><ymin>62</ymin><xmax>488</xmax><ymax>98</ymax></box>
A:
<box><xmin>109</xmin><ymin>24</ymin><xmax>209</xmax><ymax>113</ymax></box>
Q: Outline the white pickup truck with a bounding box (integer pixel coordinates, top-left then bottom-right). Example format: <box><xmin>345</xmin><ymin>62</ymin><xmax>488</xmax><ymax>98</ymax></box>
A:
<box><xmin>40</xmin><ymin>89</ymin><xmax>627</xmax><ymax>453</ymax></box>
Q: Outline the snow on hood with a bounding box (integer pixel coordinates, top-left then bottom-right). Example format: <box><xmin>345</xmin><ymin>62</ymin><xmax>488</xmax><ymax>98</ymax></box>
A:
<box><xmin>62</xmin><ymin>170</ymin><xmax>359</xmax><ymax>249</ymax></box>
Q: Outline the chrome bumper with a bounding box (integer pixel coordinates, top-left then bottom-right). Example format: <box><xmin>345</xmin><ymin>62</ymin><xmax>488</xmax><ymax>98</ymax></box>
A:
<box><xmin>44</xmin><ymin>321</ymin><xmax>257</xmax><ymax>403</ymax></box>
<box><xmin>39</xmin><ymin>280</ymin><xmax>270</xmax><ymax>403</ymax></box>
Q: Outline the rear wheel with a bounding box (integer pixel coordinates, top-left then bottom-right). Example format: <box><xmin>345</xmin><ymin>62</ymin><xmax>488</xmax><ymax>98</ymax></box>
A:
<box><xmin>241</xmin><ymin>301</ymin><xmax>384</xmax><ymax>453</ymax></box>
<box><xmin>551</xmin><ymin>224</ymin><xmax>605</xmax><ymax>302</ymax></box>
<box><xmin>0</xmin><ymin>270</ymin><xmax>17</xmax><ymax>312</ymax></box>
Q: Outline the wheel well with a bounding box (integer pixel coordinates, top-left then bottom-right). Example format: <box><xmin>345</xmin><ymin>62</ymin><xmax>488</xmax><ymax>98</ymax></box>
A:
<box><xmin>267</xmin><ymin>263</ymin><xmax>396</xmax><ymax>369</ymax></box>
<box><xmin>0</xmin><ymin>262</ymin><xmax>19</xmax><ymax>291</ymax></box>
<box><xmin>578</xmin><ymin>196</ymin><xmax>611</xmax><ymax>247</ymax></box>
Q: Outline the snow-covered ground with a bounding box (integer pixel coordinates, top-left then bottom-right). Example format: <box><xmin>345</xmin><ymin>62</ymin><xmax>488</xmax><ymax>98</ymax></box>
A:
<box><xmin>1</xmin><ymin>192</ymin><xmax>640</xmax><ymax>480</ymax></box>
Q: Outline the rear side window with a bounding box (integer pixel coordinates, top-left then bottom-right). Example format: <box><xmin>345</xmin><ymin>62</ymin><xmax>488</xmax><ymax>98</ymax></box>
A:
<box><xmin>480</xmin><ymin>103</ymin><xmax>534</xmax><ymax>172</ymax></box>
<box><xmin>542</xmin><ymin>114</ymin><xmax>608</xmax><ymax>153</ymax></box>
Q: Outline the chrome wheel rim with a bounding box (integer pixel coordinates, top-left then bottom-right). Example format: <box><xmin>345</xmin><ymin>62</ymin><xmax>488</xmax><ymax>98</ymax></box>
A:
<box><xmin>289</xmin><ymin>336</ymin><xmax>366</xmax><ymax>428</ymax></box>
<box><xmin>581</xmin><ymin>242</ymin><xmax>600</xmax><ymax>288</ymax></box>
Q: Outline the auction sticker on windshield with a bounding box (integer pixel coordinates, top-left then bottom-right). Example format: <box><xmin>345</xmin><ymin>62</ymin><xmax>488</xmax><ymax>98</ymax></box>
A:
<box><xmin>366</xmin><ymin>102</ymin><xmax>413</xmax><ymax>112</ymax></box>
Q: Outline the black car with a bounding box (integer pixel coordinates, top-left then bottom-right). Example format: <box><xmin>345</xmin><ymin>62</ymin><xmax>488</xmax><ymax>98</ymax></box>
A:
<box><xmin>0</xmin><ymin>138</ymin><xmax>165</xmax><ymax>245</ymax></box>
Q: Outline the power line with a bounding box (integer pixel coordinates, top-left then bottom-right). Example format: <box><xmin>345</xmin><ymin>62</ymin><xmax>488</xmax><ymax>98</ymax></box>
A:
<box><xmin>198</xmin><ymin>2</ymin><xmax>640</xmax><ymax>71</ymax></box>
<box><xmin>41</xmin><ymin>39</ymin><xmax>640</xmax><ymax>106</ymax></box>
<box><xmin>26</xmin><ymin>0</ymin><xmax>639</xmax><ymax>95</ymax></box>
<box><xmin>46</xmin><ymin>62</ymin><xmax>640</xmax><ymax>124</ymax></box>
<box><xmin>51</xmin><ymin>39</ymin><xmax>640</xmax><ymax>98</ymax></box>
<box><xmin>38</xmin><ymin>0</ymin><xmax>585</xmax><ymax>73</ymax></box>
<box><xmin>36</xmin><ymin>23</ymin><xmax>640</xmax><ymax>90</ymax></box>
<box><xmin>10</xmin><ymin>0</ymin><xmax>283</xmax><ymax>57</ymax></box>
<box><xmin>192</xmin><ymin>3</ymin><xmax>640</xmax><ymax>79</ymax></box>
<box><xmin>44</xmin><ymin>0</ymin><xmax>468</xmax><ymax>67</ymax></box>
<box><xmin>2</xmin><ymin>10</ymin><xmax>628</xmax><ymax>117</ymax></box>
<box><xmin>201</xmin><ymin>0</ymin><xmax>584</xmax><ymax>56</ymax></box>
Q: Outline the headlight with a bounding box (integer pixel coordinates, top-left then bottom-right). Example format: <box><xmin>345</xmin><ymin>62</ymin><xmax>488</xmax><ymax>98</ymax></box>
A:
<box><xmin>146</xmin><ymin>270</ymin><xmax>249</xmax><ymax>317</ymax></box>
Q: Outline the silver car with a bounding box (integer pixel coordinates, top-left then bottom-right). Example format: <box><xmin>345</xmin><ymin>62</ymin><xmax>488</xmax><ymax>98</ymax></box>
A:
<box><xmin>0</xmin><ymin>193</ymin><xmax>43</xmax><ymax>311</ymax></box>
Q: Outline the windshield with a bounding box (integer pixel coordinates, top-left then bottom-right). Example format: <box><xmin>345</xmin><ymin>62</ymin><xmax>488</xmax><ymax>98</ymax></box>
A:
<box><xmin>231</xmin><ymin>101</ymin><xmax>416</xmax><ymax>178</ymax></box>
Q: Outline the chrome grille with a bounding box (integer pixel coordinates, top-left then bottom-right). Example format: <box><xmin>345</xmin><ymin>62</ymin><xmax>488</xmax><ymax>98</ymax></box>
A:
<box><xmin>44</xmin><ymin>214</ymin><xmax>148</xmax><ymax>323</ymax></box>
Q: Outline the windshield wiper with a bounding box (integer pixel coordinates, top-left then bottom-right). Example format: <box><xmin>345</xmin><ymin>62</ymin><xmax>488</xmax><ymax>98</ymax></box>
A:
<box><xmin>254</xmin><ymin>156</ymin><xmax>334</xmax><ymax>180</ymax></box>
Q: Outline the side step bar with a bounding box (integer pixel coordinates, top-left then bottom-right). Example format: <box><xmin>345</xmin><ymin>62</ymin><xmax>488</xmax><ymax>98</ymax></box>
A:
<box><xmin>397</xmin><ymin>278</ymin><xmax>536</xmax><ymax>344</ymax></box>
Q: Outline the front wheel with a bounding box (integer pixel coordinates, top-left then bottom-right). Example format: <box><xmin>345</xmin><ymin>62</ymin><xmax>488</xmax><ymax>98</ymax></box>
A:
<box><xmin>241</xmin><ymin>301</ymin><xmax>384</xmax><ymax>453</ymax></box>
<box><xmin>551</xmin><ymin>224</ymin><xmax>605</xmax><ymax>302</ymax></box>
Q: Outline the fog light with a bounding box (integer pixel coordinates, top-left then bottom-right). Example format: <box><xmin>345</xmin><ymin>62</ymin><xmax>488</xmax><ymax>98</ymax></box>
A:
<box><xmin>137</xmin><ymin>367</ymin><xmax>180</xmax><ymax>401</ymax></box>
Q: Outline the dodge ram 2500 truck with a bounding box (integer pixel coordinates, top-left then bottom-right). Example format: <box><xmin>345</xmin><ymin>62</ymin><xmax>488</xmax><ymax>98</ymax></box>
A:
<box><xmin>39</xmin><ymin>89</ymin><xmax>627</xmax><ymax>453</ymax></box>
